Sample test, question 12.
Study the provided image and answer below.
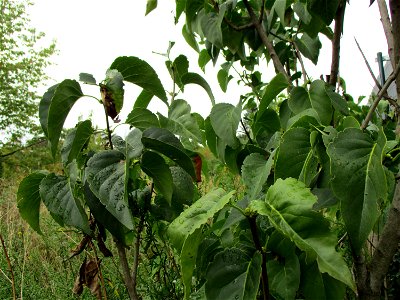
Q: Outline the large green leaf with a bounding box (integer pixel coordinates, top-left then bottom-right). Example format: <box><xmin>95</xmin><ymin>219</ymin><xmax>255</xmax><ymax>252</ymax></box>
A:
<box><xmin>17</xmin><ymin>171</ymin><xmax>48</xmax><ymax>234</ymax></box>
<box><xmin>205</xmin><ymin>248</ymin><xmax>262</xmax><ymax>300</ymax></box>
<box><xmin>45</xmin><ymin>80</ymin><xmax>84</xmax><ymax>157</ymax></box>
<box><xmin>61</xmin><ymin>120</ymin><xmax>93</xmax><ymax>166</ymax></box>
<box><xmin>308</xmin><ymin>0</ymin><xmax>339</xmax><ymax>26</ymax></box>
<box><xmin>85</xmin><ymin>150</ymin><xmax>134</xmax><ymax>230</ymax></box>
<box><xmin>159</xmin><ymin>99</ymin><xmax>202</xmax><ymax>144</ymax></box>
<box><xmin>249</xmin><ymin>178</ymin><xmax>355</xmax><ymax>291</ymax></box>
<box><xmin>141</xmin><ymin>151</ymin><xmax>173</xmax><ymax>204</ymax></box>
<box><xmin>142</xmin><ymin>127</ymin><xmax>195</xmax><ymax>177</ymax></box>
<box><xmin>294</xmin><ymin>33</ymin><xmax>322</xmax><ymax>65</ymax></box>
<box><xmin>84</xmin><ymin>184</ymin><xmax>133</xmax><ymax>245</ymax></box>
<box><xmin>199</xmin><ymin>6</ymin><xmax>226</xmax><ymax>48</ymax></box>
<box><xmin>257</xmin><ymin>73</ymin><xmax>289</xmax><ymax>119</ymax></box>
<box><xmin>289</xmin><ymin>81</ymin><xmax>333</xmax><ymax>125</ymax></box>
<box><xmin>241</xmin><ymin>151</ymin><xmax>275</xmax><ymax>200</ymax></box>
<box><xmin>210</xmin><ymin>103</ymin><xmax>241</xmax><ymax>149</ymax></box>
<box><xmin>252</xmin><ymin>108</ymin><xmax>281</xmax><ymax>138</ymax></box>
<box><xmin>181</xmin><ymin>72</ymin><xmax>215</xmax><ymax>106</ymax></box>
<box><xmin>327</xmin><ymin>128</ymin><xmax>387</xmax><ymax>253</ymax></box>
<box><xmin>126</xmin><ymin>107</ymin><xmax>159</xmax><ymax>131</ymax></box>
<box><xmin>275</xmin><ymin>127</ymin><xmax>315</xmax><ymax>181</ymax></box>
<box><xmin>267</xmin><ymin>232</ymin><xmax>300</xmax><ymax>300</ymax></box>
<box><xmin>168</xmin><ymin>188</ymin><xmax>235</xmax><ymax>252</ymax></box>
<box><xmin>109</xmin><ymin>56</ymin><xmax>167</xmax><ymax>103</ymax></box>
<box><xmin>125</xmin><ymin>129</ymin><xmax>144</xmax><ymax>160</ymax></box>
<box><xmin>134</xmin><ymin>89</ymin><xmax>154</xmax><ymax>109</ymax></box>
<box><xmin>39</xmin><ymin>173</ymin><xmax>90</xmax><ymax>234</ymax></box>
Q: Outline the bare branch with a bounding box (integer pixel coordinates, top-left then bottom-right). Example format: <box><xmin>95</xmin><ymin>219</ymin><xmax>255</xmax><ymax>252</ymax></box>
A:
<box><xmin>377</xmin><ymin>0</ymin><xmax>395</xmax><ymax>67</ymax></box>
<box><xmin>361</xmin><ymin>61</ymin><xmax>400</xmax><ymax>130</ymax></box>
<box><xmin>293</xmin><ymin>42</ymin><xmax>308</xmax><ymax>83</ymax></box>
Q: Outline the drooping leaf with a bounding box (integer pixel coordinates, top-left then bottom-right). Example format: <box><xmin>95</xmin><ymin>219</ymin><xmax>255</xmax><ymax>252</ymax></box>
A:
<box><xmin>181</xmin><ymin>72</ymin><xmax>215</xmax><ymax>106</ymax></box>
<box><xmin>126</xmin><ymin>107</ymin><xmax>159</xmax><ymax>131</ymax></box>
<box><xmin>210</xmin><ymin>103</ymin><xmax>242</xmax><ymax>149</ymax></box>
<box><xmin>217</xmin><ymin>68</ymin><xmax>233</xmax><ymax>92</ymax></box>
<box><xmin>141</xmin><ymin>151</ymin><xmax>173</xmax><ymax>204</ymax></box>
<box><xmin>252</xmin><ymin>108</ymin><xmax>281</xmax><ymax>138</ymax></box>
<box><xmin>61</xmin><ymin>120</ymin><xmax>93</xmax><ymax>166</ymax></box>
<box><xmin>168</xmin><ymin>188</ymin><xmax>235</xmax><ymax>252</ymax></box>
<box><xmin>327</xmin><ymin>128</ymin><xmax>387</xmax><ymax>253</ymax></box>
<box><xmin>325</xmin><ymin>86</ymin><xmax>349</xmax><ymax>115</ymax></box>
<box><xmin>109</xmin><ymin>56</ymin><xmax>167</xmax><ymax>103</ymax></box>
<box><xmin>176</xmin><ymin>0</ymin><xmax>187</xmax><ymax>23</ymax></box>
<box><xmin>258</xmin><ymin>73</ymin><xmax>289</xmax><ymax>119</ymax></box>
<box><xmin>46</xmin><ymin>80</ymin><xmax>84</xmax><ymax>157</ymax></box>
<box><xmin>84</xmin><ymin>184</ymin><xmax>133</xmax><ymax>246</ymax></box>
<box><xmin>39</xmin><ymin>83</ymin><xmax>59</xmax><ymax>137</ymax></box>
<box><xmin>40</xmin><ymin>173</ymin><xmax>90</xmax><ymax>234</ymax></box>
<box><xmin>142</xmin><ymin>127</ymin><xmax>195</xmax><ymax>177</ymax></box>
<box><xmin>308</xmin><ymin>0</ymin><xmax>339</xmax><ymax>26</ymax></box>
<box><xmin>205</xmin><ymin>248</ymin><xmax>262</xmax><ymax>300</ymax></box>
<box><xmin>242</xmin><ymin>151</ymin><xmax>275</xmax><ymax>200</ymax></box>
<box><xmin>86</xmin><ymin>150</ymin><xmax>134</xmax><ymax>230</ymax></box>
<box><xmin>249</xmin><ymin>178</ymin><xmax>356</xmax><ymax>291</ymax></box>
<box><xmin>171</xmin><ymin>55</ymin><xmax>189</xmax><ymax>89</ymax></box>
<box><xmin>182</xmin><ymin>24</ymin><xmax>199</xmax><ymax>52</ymax></box>
<box><xmin>199</xmin><ymin>5</ymin><xmax>226</xmax><ymax>48</ymax></box>
<box><xmin>294</xmin><ymin>33</ymin><xmax>322</xmax><ymax>65</ymax></box>
<box><xmin>145</xmin><ymin>0</ymin><xmax>157</xmax><ymax>15</ymax></box>
<box><xmin>198</xmin><ymin>49</ymin><xmax>211</xmax><ymax>72</ymax></box>
<box><xmin>79</xmin><ymin>73</ymin><xmax>97</xmax><ymax>85</ymax></box>
<box><xmin>293</xmin><ymin>2</ymin><xmax>312</xmax><ymax>24</ymax></box>
<box><xmin>100</xmin><ymin>69</ymin><xmax>124</xmax><ymax>122</ymax></box>
<box><xmin>17</xmin><ymin>171</ymin><xmax>48</xmax><ymax>234</ymax></box>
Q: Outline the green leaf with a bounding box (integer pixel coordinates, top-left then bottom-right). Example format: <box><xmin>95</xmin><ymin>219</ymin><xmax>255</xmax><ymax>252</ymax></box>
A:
<box><xmin>252</xmin><ymin>108</ymin><xmax>281</xmax><ymax>138</ymax></box>
<box><xmin>145</xmin><ymin>0</ymin><xmax>157</xmax><ymax>15</ymax></box>
<box><xmin>46</xmin><ymin>80</ymin><xmax>84</xmax><ymax>157</ymax></box>
<box><xmin>61</xmin><ymin>120</ymin><xmax>93</xmax><ymax>166</ymax></box>
<box><xmin>172</xmin><ymin>55</ymin><xmax>189</xmax><ymax>89</ymax></box>
<box><xmin>79</xmin><ymin>73</ymin><xmax>97</xmax><ymax>85</ymax></box>
<box><xmin>39</xmin><ymin>84</ymin><xmax>59</xmax><ymax>137</ymax></box>
<box><xmin>198</xmin><ymin>49</ymin><xmax>211</xmax><ymax>72</ymax></box>
<box><xmin>327</xmin><ymin>128</ymin><xmax>387</xmax><ymax>253</ymax></box>
<box><xmin>84</xmin><ymin>184</ymin><xmax>133</xmax><ymax>245</ymax></box>
<box><xmin>125</xmin><ymin>129</ymin><xmax>144</xmax><ymax>160</ymax></box>
<box><xmin>267</xmin><ymin>232</ymin><xmax>300</xmax><ymax>300</ymax></box>
<box><xmin>308</xmin><ymin>0</ymin><xmax>339</xmax><ymax>26</ymax></box>
<box><xmin>293</xmin><ymin>2</ymin><xmax>312</xmax><ymax>24</ymax></box>
<box><xmin>109</xmin><ymin>56</ymin><xmax>167</xmax><ymax>103</ymax></box>
<box><xmin>217</xmin><ymin>68</ymin><xmax>233</xmax><ymax>92</ymax></box>
<box><xmin>182</xmin><ymin>24</ymin><xmax>200</xmax><ymax>52</ymax></box>
<box><xmin>242</xmin><ymin>151</ymin><xmax>275</xmax><ymax>200</ymax></box>
<box><xmin>134</xmin><ymin>89</ymin><xmax>154</xmax><ymax>108</ymax></box>
<box><xmin>205</xmin><ymin>249</ymin><xmax>262</xmax><ymax>300</ymax></box>
<box><xmin>275</xmin><ymin>127</ymin><xmax>313</xmax><ymax>180</ymax></box>
<box><xmin>159</xmin><ymin>99</ymin><xmax>202</xmax><ymax>144</ymax></box>
<box><xmin>86</xmin><ymin>150</ymin><xmax>134</xmax><ymax>230</ymax></box>
<box><xmin>210</xmin><ymin>103</ymin><xmax>242</xmax><ymax>148</ymax></box>
<box><xmin>17</xmin><ymin>171</ymin><xmax>48</xmax><ymax>234</ymax></box>
<box><xmin>289</xmin><ymin>81</ymin><xmax>333</xmax><ymax>125</ymax></box>
<box><xmin>126</xmin><ymin>107</ymin><xmax>159</xmax><ymax>131</ymax></box>
<box><xmin>181</xmin><ymin>72</ymin><xmax>215</xmax><ymax>106</ymax></box>
<box><xmin>294</xmin><ymin>33</ymin><xmax>322</xmax><ymax>65</ymax></box>
<box><xmin>326</xmin><ymin>87</ymin><xmax>349</xmax><ymax>115</ymax></box>
<box><xmin>249</xmin><ymin>178</ymin><xmax>356</xmax><ymax>291</ymax></box>
<box><xmin>40</xmin><ymin>173</ymin><xmax>90</xmax><ymax>234</ymax></box>
<box><xmin>168</xmin><ymin>188</ymin><xmax>235</xmax><ymax>251</ymax></box>
<box><xmin>176</xmin><ymin>0</ymin><xmax>187</xmax><ymax>23</ymax></box>
<box><xmin>258</xmin><ymin>73</ymin><xmax>289</xmax><ymax>119</ymax></box>
<box><xmin>181</xmin><ymin>228</ymin><xmax>203</xmax><ymax>299</ymax></box>
<box><xmin>141</xmin><ymin>151</ymin><xmax>173</xmax><ymax>204</ymax></box>
<box><xmin>199</xmin><ymin>5</ymin><xmax>226</xmax><ymax>48</ymax></box>
<box><xmin>142</xmin><ymin>127</ymin><xmax>195</xmax><ymax>178</ymax></box>
<box><xmin>270</xmin><ymin>0</ymin><xmax>287</xmax><ymax>27</ymax></box>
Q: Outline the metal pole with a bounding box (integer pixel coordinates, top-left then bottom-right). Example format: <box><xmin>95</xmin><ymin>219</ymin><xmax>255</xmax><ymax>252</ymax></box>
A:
<box><xmin>377</xmin><ymin>52</ymin><xmax>386</xmax><ymax>86</ymax></box>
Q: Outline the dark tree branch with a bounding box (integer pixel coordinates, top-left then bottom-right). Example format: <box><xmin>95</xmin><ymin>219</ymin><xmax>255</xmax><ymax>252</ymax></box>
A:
<box><xmin>0</xmin><ymin>138</ymin><xmax>46</xmax><ymax>158</ymax></box>
<box><xmin>115</xmin><ymin>241</ymin><xmax>139</xmax><ymax>300</ymax></box>
<box><xmin>240</xmin><ymin>119</ymin><xmax>254</xmax><ymax>144</ymax></box>
<box><xmin>329</xmin><ymin>0</ymin><xmax>346</xmax><ymax>87</ymax></box>
<box><xmin>242</xmin><ymin>0</ymin><xmax>291</xmax><ymax>82</ymax></box>
<box><xmin>389</xmin><ymin>0</ymin><xmax>400</xmax><ymax>103</ymax></box>
<box><xmin>248</xmin><ymin>216</ymin><xmax>269</xmax><ymax>300</ymax></box>
<box><xmin>361</xmin><ymin>61</ymin><xmax>400</xmax><ymax>130</ymax></box>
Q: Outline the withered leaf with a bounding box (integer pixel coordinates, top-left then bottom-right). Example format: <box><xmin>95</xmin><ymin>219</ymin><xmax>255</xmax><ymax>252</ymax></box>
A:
<box><xmin>73</xmin><ymin>257</ymin><xmax>102</xmax><ymax>299</ymax></box>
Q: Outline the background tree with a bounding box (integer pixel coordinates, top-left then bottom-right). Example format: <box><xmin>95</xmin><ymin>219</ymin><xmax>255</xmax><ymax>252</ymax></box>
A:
<box><xmin>0</xmin><ymin>0</ymin><xmax>56</xmax><ymax>146</ymax></box>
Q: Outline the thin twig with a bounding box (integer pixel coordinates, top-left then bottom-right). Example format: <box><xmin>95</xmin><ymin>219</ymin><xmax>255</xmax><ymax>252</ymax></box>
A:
<box><xmin>361</xmin><ymin>61</ymin><xmax>400</xmax><ymax>130</ymax></box>
<box><xmin>240</xmin><ymin>119</ymin><xmax>254</xmax><ymax>144</ymax></box>
<box><xmin>0</xmin><ymin>233</ymin><xmax>16</xmax><ymax>300</ymax></box>
<box><xmin>115</xmin><ymin>241</ymin><xmax>138</xmax><ymax>300</ymax></box>
<box><xmin>0</xmin><ymin>138</ymin><xmax>46</xmax><ymax>158</ymax></box>
<box><xmin>292</xmin><ymin>42</ymin><xmax>308</xmax><ymax>83</ymax></box>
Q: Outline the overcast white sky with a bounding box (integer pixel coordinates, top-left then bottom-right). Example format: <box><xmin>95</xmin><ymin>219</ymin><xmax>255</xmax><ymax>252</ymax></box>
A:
<box><xmin>28</xmin><ymin>0</ymin><xmax>389</xmax><ymax>131</ymax></box>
